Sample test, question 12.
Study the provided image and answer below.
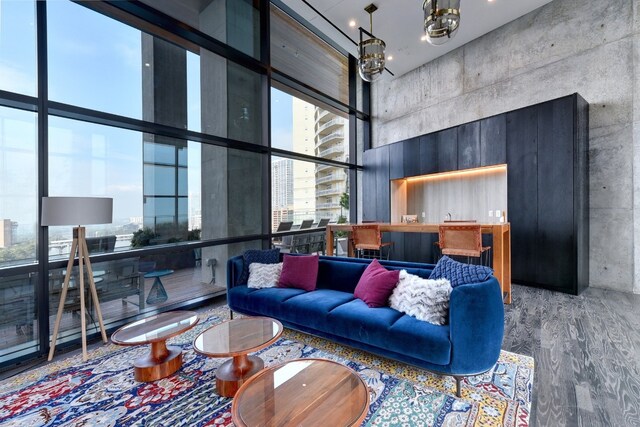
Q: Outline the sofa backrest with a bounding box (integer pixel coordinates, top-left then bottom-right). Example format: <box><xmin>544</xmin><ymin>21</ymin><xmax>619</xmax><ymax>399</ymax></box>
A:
<box><xmin>227</xmin><ymin>254</ymin><xmax>435</xmax><ymax>294</ymax></box>
<box><xmin>315</xmin><ymin>256</ymin><xmax>434</xmax><ymax>293</ymax></box>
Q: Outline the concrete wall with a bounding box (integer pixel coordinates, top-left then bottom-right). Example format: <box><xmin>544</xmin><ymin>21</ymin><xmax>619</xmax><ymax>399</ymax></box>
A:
<box><xmin>371</xmin><ymin>0</ymin><xmax>640</xmax><ymax>294</ymax></box>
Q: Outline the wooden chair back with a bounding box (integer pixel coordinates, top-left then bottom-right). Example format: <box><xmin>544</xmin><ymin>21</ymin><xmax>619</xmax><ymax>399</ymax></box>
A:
<box><xmin>351</xmin><ymin>225</ymin><xmax>383</xmax><ymax>250</ymax></box>
<box><xmin>438</xmin><ymin>224</ymin><xmax>482</xmax><ymax>257</ymax></box>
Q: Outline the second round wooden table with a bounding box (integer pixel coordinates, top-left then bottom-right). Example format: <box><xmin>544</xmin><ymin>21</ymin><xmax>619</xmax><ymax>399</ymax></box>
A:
<box><xmin>193</xmin><ymin>316</ymin><xmax>283</xmax><ymax>397</ymax></box>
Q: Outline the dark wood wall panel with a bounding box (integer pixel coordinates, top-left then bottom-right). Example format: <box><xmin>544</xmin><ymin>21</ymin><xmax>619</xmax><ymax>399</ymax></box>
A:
<box><xmin>536</xmin><ymin>96</ymin><xmax>574</xmax><ymax>288</ymax></box>
<box><xmin>389</xmin><ymin>142</ymin><xmax>404</xmax><ymax>180</ymax></box>
<box><xmin>436</xmin><ymin>128</ymin><xmax>458</xmax><ymax>172</ymax></box>
<box><xmin>457</xmin><ymin>122</ymin><xmax>481</xmax><ymax>169</ymax></box>
<box><xmin>362</xmin><ymin>148</ymin><xmax>377</xmax><ymax>222</ymax></box>
<box><xmin>403</xmin><ymin>137</ymin><xmax>421</xmax><ymax>178</ymax></box>
<box><xmin>480</xmin><ymin>115</ymin><xmax>506</xmax><ymax>166</ymax></box>
<box><xmin>374</xmin><ymin>145</ymin><xmax>390</xmax><ymax>222</ymax></box>
<box><xmin>506</xmin><ymin>106</ymin><xmax>539</xmax><ymax>285</ymax></box>
<box><xmin>419</xmin><ymin>134</ymin><xmax>438</xmax><ymax>175</ymax></box>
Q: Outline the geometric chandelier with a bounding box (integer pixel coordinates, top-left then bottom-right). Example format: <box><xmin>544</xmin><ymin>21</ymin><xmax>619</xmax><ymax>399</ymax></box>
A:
<box><xmin>423</xmin><ymin>0</ymin><xmax>461</xmax><ymax>46</ymax></box>
<box><xmin>358</xmin><ymin>4</ymin><xmax>386</xmax><ymax>82</ymax></box>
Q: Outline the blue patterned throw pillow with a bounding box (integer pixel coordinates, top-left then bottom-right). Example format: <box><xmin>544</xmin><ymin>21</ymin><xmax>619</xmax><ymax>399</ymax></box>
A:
<box><xmin>429</xmin><ymin>255</ymin><xmax>493</xmax><ymax>288</ymax></box>
<box><xmin>238</xmin><ymin>249</ymin><xmax>280</xmax><ymax>285</ymax></box>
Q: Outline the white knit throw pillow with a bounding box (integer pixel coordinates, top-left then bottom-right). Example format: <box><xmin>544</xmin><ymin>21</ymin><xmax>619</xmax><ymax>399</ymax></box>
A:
<box><xmin>389</xmin><ymin>270</ymin><xmax>452</xmax><ymax>325</ymax></box>
<box><xmin>248</xmin><ymin>262</ymin><xmax>283</xmax><ymax>289</ymax></box>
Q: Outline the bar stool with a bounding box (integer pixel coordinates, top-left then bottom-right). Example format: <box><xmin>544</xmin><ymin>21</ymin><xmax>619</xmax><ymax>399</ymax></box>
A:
<box><xmin>351</xmin><ymin>224</ymin><xmax>393</xmax><ymax>260</ymax></box>
<box><xmin>438</xmin><ymin>224</ymin><xmax>491</xmax><ymax>266</ymax></box>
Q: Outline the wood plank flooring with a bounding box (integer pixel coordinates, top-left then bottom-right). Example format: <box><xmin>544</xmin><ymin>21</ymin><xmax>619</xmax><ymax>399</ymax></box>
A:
<box><xmin>504</xmin><ymin>284</ymin><xmax>640</xmax><ymax>426</ymax></box>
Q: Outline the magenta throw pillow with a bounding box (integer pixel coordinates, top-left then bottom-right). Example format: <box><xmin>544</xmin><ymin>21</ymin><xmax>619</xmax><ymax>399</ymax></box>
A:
<box><xmin>354</xmin><ymin>259</ymin><xmax>401</xmax><ymax>308</ymax></box>
<box><xmin>278</xmin><ymin>254</ymin><xmax>319</xmax><ymax>291</ymax></box>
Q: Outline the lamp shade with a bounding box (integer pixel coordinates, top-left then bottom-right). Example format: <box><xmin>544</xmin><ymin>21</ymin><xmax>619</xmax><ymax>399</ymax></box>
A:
<box><xmin>41</xmin><ymin>197</ymin><xmax>113</xmax><ymax>226</ymax></box>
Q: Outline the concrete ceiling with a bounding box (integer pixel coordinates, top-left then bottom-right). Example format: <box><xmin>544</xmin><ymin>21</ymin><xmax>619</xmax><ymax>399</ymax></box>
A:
<box><xmin>280</xmin><ymin>0</ymin><xmax>553</xmax><ymax>79</ymax></box>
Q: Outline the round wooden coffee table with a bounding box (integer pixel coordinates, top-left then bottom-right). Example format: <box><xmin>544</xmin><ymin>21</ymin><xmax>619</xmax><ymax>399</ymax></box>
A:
<box><xmin>231</xmin><ymin>358</ymin><xmax>370</xmax><ymax>427</ymax></box>
<box><xmin>111</xmin><ymin>310</ymin><xmax>199</xmax><ymax>382</ymax></box>
<box><xmin>193</xmin><ymin>316</ymin><xmax>283</xmax><ymax>398</ymax></box>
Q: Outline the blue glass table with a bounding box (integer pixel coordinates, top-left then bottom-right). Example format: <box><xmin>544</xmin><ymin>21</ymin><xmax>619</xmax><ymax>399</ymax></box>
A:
<box><xmin>144</xmin><ymin>269</ymin><xmax>173</xmax><ymax>304</ymax></box>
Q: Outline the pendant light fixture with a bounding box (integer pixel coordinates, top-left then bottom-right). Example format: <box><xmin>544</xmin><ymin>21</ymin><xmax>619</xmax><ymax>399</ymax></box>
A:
<box><xmin>358</xmin><ymin>4</ymin><xmax>385</xmax><ymax>82</ymax></box>
<box><xmin>423</xmin><ymin>0</ymin><xmax>461</xmax><ymax>45</ymax></box>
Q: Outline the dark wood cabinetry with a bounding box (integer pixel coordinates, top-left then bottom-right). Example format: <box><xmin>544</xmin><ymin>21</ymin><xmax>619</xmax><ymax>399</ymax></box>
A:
<box><xmin>480</xmin><ymin>115</ymin><xmax>506</xmax><ymax>166</ymax></box>
<box><xmin>363</xmin><ymin>93</ymin><xmax>589</xmax><ymax>295</ymax></box>
<box><xmin>506</xmin><ymin>105</ymin><xmax>539</xmax><ymax>289</ymax></box>
<box><xmin>436</xmin><ymin>128</ymin><xmax>458</xmax><ymax>172</ymax></box>
<box><xmin>457</xmin><ymin>122</ymin><xmax>480</xmax><ymax>169</ymax></box>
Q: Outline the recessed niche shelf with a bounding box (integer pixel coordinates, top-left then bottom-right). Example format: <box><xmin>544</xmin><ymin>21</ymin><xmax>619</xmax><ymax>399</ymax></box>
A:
<box><xmin>391</xmin><ymin>164</ymin><xmax>508</xmax><ymax>224</ymax></box>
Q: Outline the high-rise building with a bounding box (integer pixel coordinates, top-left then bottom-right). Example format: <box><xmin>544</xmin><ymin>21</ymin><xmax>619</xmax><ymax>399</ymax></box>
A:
<box><xmin>314</xmin><ymin>108</ymin><xmax>348</xmax><ymax>221</ymax></box>
<box><xmin>0</xmin><ymin>219</ymin><xmax>13</xmax><ymax>248</ymax></box>
<box><xmin>271</xmin><ymin>158</ymin><xmax>293</xmax><ymax>230</ymax></box>
<box><xmin>292</xmin><ymin>98</ymin><xmax>316</xmax><ymax>223</ymax></box>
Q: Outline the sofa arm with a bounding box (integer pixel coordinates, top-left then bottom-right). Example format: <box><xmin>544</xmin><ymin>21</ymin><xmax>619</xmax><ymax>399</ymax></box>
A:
<box><xmin>448</xmin><ymin>277</ymin><xmax>504</xmax><ymax>374</ymax></box>
<box><xmin>227</xmin><ymin>256</ymin><xmax>244</xmax><ymax>292</ymax></box>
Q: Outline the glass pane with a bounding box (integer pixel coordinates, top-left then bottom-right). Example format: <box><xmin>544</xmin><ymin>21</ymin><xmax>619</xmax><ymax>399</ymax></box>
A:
<box><xmin>47</xmin><ymin>0</ymin><xmax>262</xmax><ymax>144</ymax></box>
<box><xmin>271</xmin><ymin>87</ymin><xmax>349</xmax><ymax>162</ymax></box>
<box><xmin>0</xmin><ymin>0</ymin><xmax>36</xmax><ymax>96</ymax></box>
<box><xmin>0</xmin><ymin>107</ymin><xmax>38</xmax><ymax>268</ymax></box>
<box><xmin>138</xmin><ymin>0</ymin><xmax>261</xmax><ymax>59</ymax></box>
<box><xmin>0</xmin><ymin>271</ymin><xmax>38</xmax><ymax>360</ymax></box>
<box><xmin>144</xmin><ymin>165</ymin><xmax>176</xmax><ymax>196</ymax></box>
<box><xmin>48</xmin><ymin>0</ymin><xmax>143</xmax><ymax>118</ymax></box>
<box><xmin>47</xmin><ymin>117</ymin><xmax>207</xmax><ymax>257</ymax></box>
<box><xmin>48</xmin><ymin>241</ymin><xmax>256</xmax><ymax>345</ymax></box>
<box><xmin>271</xmin><ymin>156</ymin><xmax>349</xmax><ymax>230</ymax></box>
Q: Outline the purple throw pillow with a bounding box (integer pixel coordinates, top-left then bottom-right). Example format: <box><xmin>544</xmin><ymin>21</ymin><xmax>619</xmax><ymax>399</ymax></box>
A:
<box><xmin>354</xmin><ymin>259</ymin><xmax>401</xmax><ymax>308</ymax></box>
<box><xmin>278</xmin><ymin>254</ymin><xmax>319</xmax><ymax>291</ymax></box>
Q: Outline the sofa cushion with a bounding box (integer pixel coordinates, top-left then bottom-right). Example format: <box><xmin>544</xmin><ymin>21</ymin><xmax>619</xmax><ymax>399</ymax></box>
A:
<box><xmin>327</xmin><ymin>299</ymin><xmax>451</xmax><ymax>365</ymax></box>
<box><xmin>281</xmin><ymin>290</ymin><xmax>355</xmax><ymax>332</ymax></box>
<box><xmin>316</xmin><ymin>259</ymin><xmax>368</xmax><ymax>293</ymax></box>
<box><xmin>228</xmin><ymin>286</ymin><xmax>305</xmax><ymax>318</ymax></box>
<box><xmin>389</xmin><ymin>270</ymin><xmax>452</xmax><ymax>325</ymax></box>
<box><xmin>238</xmin><ymin>249</ymin><xmax>280</xmax><ymax>285</ymax></box>
<box><xmin>429</xmin><ymin>255</ymin><xmax>492</xmax><ymax>288</ymax></box>
<box><xmin>279</xmin><ymin>254</ymin><xmax>319</xmax><ymax>291</ymax></box>
<box><xmin>354</xmin><ymin>259</ymin><xmax>400</xmax><ymax>308</ymax></box>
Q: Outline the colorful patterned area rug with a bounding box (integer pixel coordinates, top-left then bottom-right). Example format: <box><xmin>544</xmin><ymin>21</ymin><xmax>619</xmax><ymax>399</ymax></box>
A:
<box><xmin>0</xmin><ymin>306</ymin><xmax>534</xmax><ymax>426</ymax></box>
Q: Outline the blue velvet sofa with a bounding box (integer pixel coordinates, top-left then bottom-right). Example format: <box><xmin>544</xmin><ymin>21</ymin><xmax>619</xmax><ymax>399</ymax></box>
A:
<box><xmin>226</xmin><ymin>255</ymin><xmax>504</xmax><ymax>396</ymax></box>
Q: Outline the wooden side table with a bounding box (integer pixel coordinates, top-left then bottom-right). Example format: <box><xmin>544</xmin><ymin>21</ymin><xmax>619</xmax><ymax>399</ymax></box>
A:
<box><xmin>193</xmin><ymin>316</ymin><xmax>283</xmax><ymax>397</ymax></box>
<box><xmin>232</xmin><ymin>358</ymin><xmax>370</xmax><ymax>427</ymax></box>
<box><xmin>111</xmin><ymin>310</ymin><xmax>199</xmax><ymax>381</ymax></box>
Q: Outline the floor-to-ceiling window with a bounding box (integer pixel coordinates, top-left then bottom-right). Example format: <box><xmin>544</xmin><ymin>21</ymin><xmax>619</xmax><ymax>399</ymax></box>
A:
<box><xmin>0</xmin><ymin>0</ymin><xmax>368</xmax><ymax>367</ymax></box>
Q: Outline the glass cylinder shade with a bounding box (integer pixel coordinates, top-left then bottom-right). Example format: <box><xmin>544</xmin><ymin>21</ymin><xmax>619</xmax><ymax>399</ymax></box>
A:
<box><xmin>423</xmin><ymin>0</ymin><xmax>461</xmax><ymax>46</ymax></box>
<box><xmin>358</xmin><ymin>38</ymin><xmax>386</xmax><ymax>82</ymax></box>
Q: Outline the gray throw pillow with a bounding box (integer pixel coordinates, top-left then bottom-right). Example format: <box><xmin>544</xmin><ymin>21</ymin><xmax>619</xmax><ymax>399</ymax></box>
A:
<box><xmin>248</xmin><ymin>262</ymin><xmax>283</xmax><ymax>289</ymax></box>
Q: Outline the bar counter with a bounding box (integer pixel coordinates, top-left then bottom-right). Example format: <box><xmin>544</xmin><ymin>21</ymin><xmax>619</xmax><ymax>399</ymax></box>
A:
<box><xmin>325</xmin><ymin>222</ymin><xmax>511</xmax><ymax>304</ymax></box>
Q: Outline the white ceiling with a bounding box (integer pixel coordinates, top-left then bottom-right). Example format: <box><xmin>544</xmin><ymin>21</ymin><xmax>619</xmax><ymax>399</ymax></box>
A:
<box><xmin>280</xmin><ymin>0</ymin><xmax>553</xmax><ymax>79</ymax></box>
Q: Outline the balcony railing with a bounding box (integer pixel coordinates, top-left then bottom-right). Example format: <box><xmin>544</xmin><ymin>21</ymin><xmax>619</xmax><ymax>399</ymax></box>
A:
<box><xmin>318</xmin><ymin>130</ymin><xmax>344</xmax><ymax>146</ymax></box>
<box><xmin>316</xmin><ymin>187</ymin><xmax>344</xmax><ymax>197</ymax></box>
<box><xmin>316</xmin><ymin>173</ymin><xmax>343</xmax><ymax>184</ymax></box>
<box><xmin>315</xmin><ymin>163</ymin><xmax>344</xmax><ymax>173</ymax></box>
<box><xmin>316</xmin><ymin>203</ymin><xmax>336</xmax><ymax>209</ymax></box>
<box><xmin>315</xmin><ymin>109</ymin><xmax>330</xmax><ymax>123</ymax></box>
<box><xmin>316</xmin><ymin>118</ymin><xmax>344</xmax><ymax>135</ymax></box>
<box><xmin>318</xmin><ymin>145</ymin><xmax>344</xmax><ymax>158</ymax></box>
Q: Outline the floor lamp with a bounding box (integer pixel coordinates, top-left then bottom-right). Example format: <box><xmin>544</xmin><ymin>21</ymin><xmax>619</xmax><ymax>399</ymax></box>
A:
<box><xmin>42</xmin><ymin>196</ymin><xmax>113</xmax><ymax>362</ymax></box>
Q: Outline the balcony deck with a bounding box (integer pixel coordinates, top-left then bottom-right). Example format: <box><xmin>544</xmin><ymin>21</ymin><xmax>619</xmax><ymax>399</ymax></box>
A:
<box><xmin>0</xmin><ymin>266</ymin><xmax>226</xmax><ymax>356</ymax></box>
